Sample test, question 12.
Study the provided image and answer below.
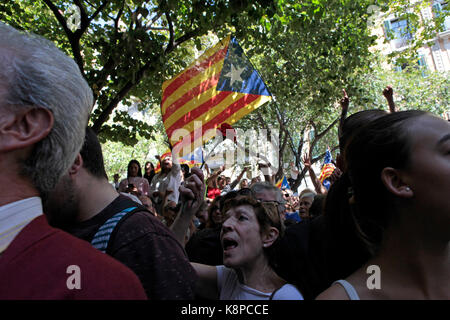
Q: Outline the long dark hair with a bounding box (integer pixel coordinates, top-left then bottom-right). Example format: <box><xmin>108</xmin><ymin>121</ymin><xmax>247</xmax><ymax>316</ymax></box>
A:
<box><xmin>320</xmin><ymin>109</ymin><xmax>415</xmax><ymax>286</ymax></box>
<box><xmin>338</xmin><ymin>109</ymin><xmax>387</xmax><ymax>171</ymax></box>
<box><xmin>345</xmin><ymin>110</ymin><xmax>428</xmax><ymax>255</ymax></box>
<box><xmin>206</xmin><ymin>196</ymin><xmax>223</xmax><ymax>229</ymax></box>
<box><xmin>127</xmin><ymin>159</ymin><xmax>142</xmax><ymax>178</ymax></box>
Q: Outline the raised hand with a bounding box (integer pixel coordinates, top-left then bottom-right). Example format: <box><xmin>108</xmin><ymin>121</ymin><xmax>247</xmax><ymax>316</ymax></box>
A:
<box><xmin>382</xmin><ymin>85</ymin><xmax>393</xmax><ymax>99</ymax></box>
<box><xmin>340</xmin><ymin>89</ymin><xmax>349</xmax><ymax>113</ymax></box>
<box><xmin>179</xmin><ymin>167</ymin><xmax>205</xmax><ymax>217</ymax></box>
<box><xmin>302</xmin><ymin>154</ymin><xmax>312</xmax><ymax>169</ymax></box>
<box><xmin>383</xmin><ymin>85</ymin><xmax>396</xmax><ymax>113</ymax></box>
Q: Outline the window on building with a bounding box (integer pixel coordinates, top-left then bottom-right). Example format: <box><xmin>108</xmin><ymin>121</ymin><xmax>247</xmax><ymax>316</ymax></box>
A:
<box><xmin>384</xmin><ymin>18</ymin><xmax>414</xmax><ymax>49</ymax></box>
<box><xmin>394</xmin><ymin>55</ymin><xmax>428</xmax><ymax>76</ymax></box>
<box><xmin>432</xmin><ymin>1</ymin><xmax>450</xmax><ymax>31</ymax></box>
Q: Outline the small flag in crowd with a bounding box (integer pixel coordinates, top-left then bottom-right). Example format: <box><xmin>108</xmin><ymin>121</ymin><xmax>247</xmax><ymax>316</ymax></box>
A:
<box><xmin>161</xmin><ymin>35</ymin><xmax>272</xmax><ymax>158</ymax></box>
<box><xmin>318</xmin><ymin>148</ymin><xmax>336</xmax><ymax>190</ymax></box>
<box><xmin>276</xmin><ymin>176</ymin><xmax>290</xmax><ymax>189</ymax></box>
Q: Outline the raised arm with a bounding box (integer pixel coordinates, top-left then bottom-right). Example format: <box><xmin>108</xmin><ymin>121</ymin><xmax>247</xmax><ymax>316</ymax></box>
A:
<box><xmin>230</xmin><ymin>167</ymin><xmax>248</xmax><ymax>190</ymax></box>
<box><xmin>170</xmin><ymin>167</ymin><xmax>205</xmax><ymax>246</ymax></box>
<box><xmin>302</xmin><ymin>154</ymin><xmax>327</xmax><ymax>195</ymax></box>
<box><xmin>383</xmin><ymin>85</ymin><xmax>396</xmax><ymax>113</ymax></box>
<box><xmin>170</xmin><ymin>168</ymin><xmax>218</xmax><ymax>298</ymax></box>
<box><xmin>338</xmin><ymin>89</ymin><xmax>349</xmax><ymax>140</ymax></box>
<box><xmin>206</xmin><ymin>165</ymin><xmax>224</xmax><ymax>189</ymax></box>
<box><xmin>258</xmin><ymin>162</ymin><xmax>274</xmax><ymax>185</ymax></box>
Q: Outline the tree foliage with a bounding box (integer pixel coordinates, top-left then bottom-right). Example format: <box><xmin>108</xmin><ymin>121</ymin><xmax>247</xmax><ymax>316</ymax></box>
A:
<box><xmin>230</xmin><ymin>0</ymin><xmax>377</xmax><ymax>184</ymax></box>
<box><xmin>377</xmin><ymin>0</ymin><xmax>450</xmax><ymax>66</ymax></box>
<box><xmin>1</xmin><ymin>0</ymin><xmax>274</xmax><ymax>144</ymax></box>
<box><xmin>1</xmin><ymin>0</ymin><xmax>447</xmax><ymax>181</ymax></box>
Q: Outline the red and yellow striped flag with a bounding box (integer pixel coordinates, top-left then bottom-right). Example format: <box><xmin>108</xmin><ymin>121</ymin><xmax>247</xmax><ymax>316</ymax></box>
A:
<box><xmin>161</xmin><ymin>36</ymin><xmax>272</xmax><ymax>158</ymax></box>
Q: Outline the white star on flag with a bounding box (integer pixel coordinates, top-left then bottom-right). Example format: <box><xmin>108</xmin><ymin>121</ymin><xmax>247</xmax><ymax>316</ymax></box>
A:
<box><xmin>225</xmin><ymin>63</ymin><xmax>246</xmax><ymax>87</ymax></box>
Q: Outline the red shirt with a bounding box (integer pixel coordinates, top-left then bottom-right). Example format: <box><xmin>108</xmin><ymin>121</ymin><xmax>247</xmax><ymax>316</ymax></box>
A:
<box><xmin>0</xmin><ymin>215</ymin><xmax>147</xmax><ymax>300</ymax></box>
<box><xmin>207</xmin><ymin>187</ymin><xmax>221</xmax><ymax>200</ymax></box>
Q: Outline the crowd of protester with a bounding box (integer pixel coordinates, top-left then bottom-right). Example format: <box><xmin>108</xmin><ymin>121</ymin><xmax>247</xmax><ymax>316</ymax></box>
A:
<box><xmin>1</xmin><ymin>23</ymin><xmax>449</xmax><ymax>301</ymax></box>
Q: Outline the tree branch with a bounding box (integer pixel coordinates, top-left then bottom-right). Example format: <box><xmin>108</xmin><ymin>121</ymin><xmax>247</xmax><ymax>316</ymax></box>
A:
<box><xmin>172</xmin><ymin>29</ymin><xmax>201</xmax><ymax>51</ymax></box>
<box><xmin>255</xmin><ymin>111</ymin><xmax>268</xmax><ymax>130</ymax></box>
<box><xmin>145</xmin><ymin>11</ymin><xmax>164</xmax><ymax>30</ymax></box>
<box><xmin>43</xmin><ymin>0</ymin><xmax>86</xmax><ymax>74</ymax></box>
<box><xmin>311</xmin><ymin>145</ymin><xmax>339</xmax><ymax>164</ymax></box>
<box><xmin>42</xmin><ymin>0</ymin><xmax>72</xmax><ymax>36</ymax></box>
<box><xmin>164</xmin><ymin>11</ymin><xmax>174</xmax><ymax>53</ymax></box>
<box><xmin>88</xmin><ymin>1</ymin><xmax>109</xmax><ymax>23</ymax></box>
<box><xmin>73</xmin><ymin>0</ymin><xmax>89</xmax><ymax>31</ymax></box>
<box><xmin>147</xmin><ymin>26</ymin><xmax>170</xmax><ymax>31</ymax></box>
<box><xmin>314</xmin><ymin>117</ymin><xmax>339</xmax><ymax>141</ymax></box>
<box><xmin>114</xmin><ymin>3</ymin><xmax>124</xmax><ymax>31</ymax></box>
<box><xmin>92</xmin><ymin>60</ymin><xmax>156</xmax><ymax>133</ymax></box>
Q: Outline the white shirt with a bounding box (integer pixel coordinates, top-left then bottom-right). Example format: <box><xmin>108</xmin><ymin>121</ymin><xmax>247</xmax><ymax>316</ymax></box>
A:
<box><xmin>291</xmin><ymin>166</ymin><xmax>299</xmax><ymax>180</ymax></box>
<box><xmin>150</xmin><ymin>163</ymin><xmax>182</xmax><ymax>204</ymax></box>
<box><xmin>0</xmin><ymin>197</ymin><xmax>43</xmax><ymax>254</ymax></box>
<box><xmin>216</xmin><ymin>265</ymin><xmax>304</xmax><ymax>300</ymax></box>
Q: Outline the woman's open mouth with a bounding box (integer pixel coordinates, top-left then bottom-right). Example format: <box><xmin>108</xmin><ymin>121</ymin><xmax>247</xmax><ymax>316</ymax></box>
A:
<box><xmin>222</xmin><ymin>238</ymin><xmax>238</xmax><ymax>254</ymax></box>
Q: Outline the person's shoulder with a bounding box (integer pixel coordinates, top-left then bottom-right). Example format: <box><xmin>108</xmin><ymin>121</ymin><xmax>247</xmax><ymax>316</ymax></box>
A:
<box><xmin>120</xmin><ymin>209</ymin><xmax>170</xmax><ymax>234</ymax></box>
<box><xmin>114</xmin><ymin>209</ymin><xmax>186</xmax><ymax>252</ymax></box>
<box><xmin>315</xmin><ymin>282</ymin><xmax>351</xmax><ymax>300</ymax></box>
<box><xmin>31</xmin><ymin>224</ymin><xmax>146</xmax><ymax>299</ymax></box>
<box><xmin>273</xmin><ymin>284</ymin><xmax>304</xmax><ymax>300</ymax></box>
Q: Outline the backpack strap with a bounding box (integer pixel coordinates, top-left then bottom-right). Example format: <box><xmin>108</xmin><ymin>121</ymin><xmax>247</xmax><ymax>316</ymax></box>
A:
<box><xmin>91</xmin><ymin>206</ymin><xmax>137</xmax><ymax>253</ymax></box>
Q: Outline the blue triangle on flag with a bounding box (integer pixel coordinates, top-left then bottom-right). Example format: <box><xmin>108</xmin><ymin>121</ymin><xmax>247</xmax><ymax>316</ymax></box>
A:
<box><xmin>217</xmin><ymin>37</ymin><xmax>271</xmax><ymax>96</ymax></box>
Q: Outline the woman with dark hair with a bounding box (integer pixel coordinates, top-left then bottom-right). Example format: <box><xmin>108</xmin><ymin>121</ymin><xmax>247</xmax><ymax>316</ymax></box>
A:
<box><xmin>316</xmin><ymin>109</ymin><xmax>389</xmax><ymax>293</ymax></box>
<box><xmin>205</xmin><ymin>195</ymin><xmax>224</xmax><ymax>229</ymax></box>
<box><xmin>317</xmin><ymin>110</ymin><xmax>450</xmax><ymax>299</ymax></box>
<box><xmin>143</xmin><ymin>161</ymin><xmax>155</xmax><ymax>185</ymax></box>
<box><xmin>191</xmin><ymin>196</ymin><xmax>303</xmax><ymax>300</ymax></box>
<box><xmin>118</xmin><ymin>159</ymin><xmax>150</xmax><ymax>197</ymax></box>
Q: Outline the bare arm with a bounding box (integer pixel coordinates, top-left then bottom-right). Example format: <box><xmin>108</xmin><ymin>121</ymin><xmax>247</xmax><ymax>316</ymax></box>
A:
<box><xmin>383</xmin><ymin>85</ymin><xmax>396</xmax><ymax>113</ymax></box>
<box><xmin>205</xmin><ymin>166</ymin><xmax>223</xmax><ymax>188</ymax></box>
<box><xmin>170</xmin><ymin>168</ymin><xmax>205</xmax><ymax>246</ymax></box>
<box><xmin>230</xmin><ymin>167</ymin><xmax>248</xmax><ymax>190</ymax></box>
<box><xmin>258</xmin><ymin>163</ymin><xmax>274</xmax><ymax>185</ymax></box>
<box><xmin>303</xmin><ymin>155</ymin><xmax>327</xmax><ymax>195</ymax></box>
<box><xmin>190</xmin><ymin>262</ymin><xmax>219</xmax><ymax>299</ymax></box>
<box><xmin>338</xmin><ymin>89</ymin><xmax>349</xmax><ymax>140</ymax></box>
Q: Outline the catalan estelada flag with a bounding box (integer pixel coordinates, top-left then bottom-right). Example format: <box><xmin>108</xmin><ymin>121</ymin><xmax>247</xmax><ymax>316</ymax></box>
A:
<box><xmin>161</xmin><ymin>35</ymin><xmax>272</xmax><ymax>158</ymax></box>
<box><xmin>276</xmin><ymin>176</ymin><xmax>290</xmax><ymax>189</ymax></box>
<box><xmin>318</xmin><ymin>148</ymin><xmax>336</xmax><ymax>190</ymax></box>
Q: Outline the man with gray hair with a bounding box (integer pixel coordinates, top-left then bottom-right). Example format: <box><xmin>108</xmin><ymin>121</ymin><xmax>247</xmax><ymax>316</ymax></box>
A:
<box><xmin>298</xmin><ymin>188</ymin><xmax>316</xmax><ymax>220</ymax></box>
<box><xmin>0</xmin><ymin>23</ymin><xmax>146</xmax><ymax>299</ymax></box>
<box><xmin>250</xmin><ymin>182</ymin><xmax>287</xmax><ymax>219</ymax></box>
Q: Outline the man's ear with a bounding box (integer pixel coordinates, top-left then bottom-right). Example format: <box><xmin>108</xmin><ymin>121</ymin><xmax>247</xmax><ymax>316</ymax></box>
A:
<box><xmin>68</xmin><ymin>153</ymin><xmax>83</xmax><ymax>177</ymax></box>
<box><xmin>0</xmin><ymin>107</ymin><xmax>54</xmax><ymax>152</ymax></box>
<box><xmin>381</xmin><ymin>167</ymin><xmax>413</xmax><ymax>198</ymax></box>
<box><xmin>262</xmin><ymin>227</ymin><xmax>279</xmax><ymax>248</ymax></box>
